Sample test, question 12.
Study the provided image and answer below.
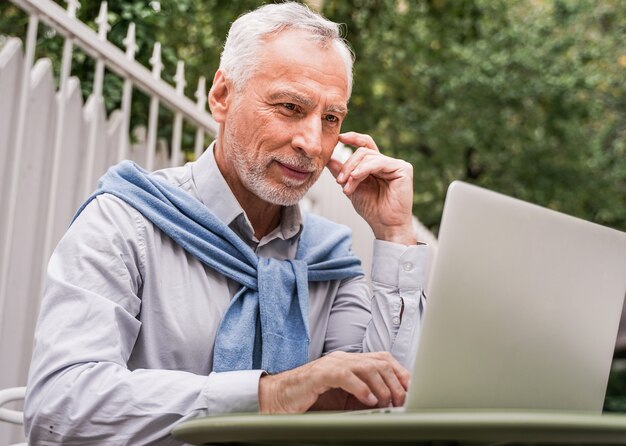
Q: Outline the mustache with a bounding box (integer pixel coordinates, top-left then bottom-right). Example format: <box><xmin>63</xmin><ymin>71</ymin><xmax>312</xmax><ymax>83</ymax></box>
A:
<box><xmin>270</xmin><ymin>154</ymin><xmax>320</xmax><ymax>172</ymax></box>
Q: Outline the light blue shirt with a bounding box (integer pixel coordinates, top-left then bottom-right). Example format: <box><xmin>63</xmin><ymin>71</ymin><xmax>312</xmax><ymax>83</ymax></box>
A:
<box><xmin>25</xmin><ymin>145</ymin><xmax>430</xmax><ymax>445</ymax></box>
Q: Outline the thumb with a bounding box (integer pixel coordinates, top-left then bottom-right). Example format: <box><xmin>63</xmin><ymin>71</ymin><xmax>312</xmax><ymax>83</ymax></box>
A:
<box><xmin>326</xmin><ymin>158</ymin><xmax>344</xmax><ymax>180</ymax></box>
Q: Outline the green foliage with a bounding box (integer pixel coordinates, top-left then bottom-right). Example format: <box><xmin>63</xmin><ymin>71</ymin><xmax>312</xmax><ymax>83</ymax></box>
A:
<box><xmin>1</xmin><ymin>0</ymin><xmax>624</xmax><ymax>231</ymax></box>
<box><xmin>605</xmin><ymin>364</ymin><xmax>626</xmax><ymax>412</ymax></box>
<box><xmin>324</xmin><ymin>0</ymin><xmax>626</xmax><ymax>233</ymax></box>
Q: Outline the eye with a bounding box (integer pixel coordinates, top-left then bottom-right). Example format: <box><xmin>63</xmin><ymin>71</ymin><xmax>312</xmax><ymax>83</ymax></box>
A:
<box><xmin>282</xmin><ymin>103</ymin><xmax>296</xmax><ymax>111</ymax></box>
<box><xmin>324</xmin><ymin>114</ymin><xmax>339</xmax><ymax>124</ymax></box>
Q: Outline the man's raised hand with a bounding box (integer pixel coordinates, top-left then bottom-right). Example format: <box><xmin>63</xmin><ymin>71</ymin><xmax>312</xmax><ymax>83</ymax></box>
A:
<box><xmin>326</xmin><ymin>132</ymin><xmax>417</xmax><ymax>246</ymax></box>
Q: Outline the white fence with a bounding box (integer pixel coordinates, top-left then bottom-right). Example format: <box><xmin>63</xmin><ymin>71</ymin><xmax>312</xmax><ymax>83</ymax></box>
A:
<box><xmin>0</xmin><ymin>1</ymin><xmax>437</xmax><ymax>443</ymax></box>
<box><xmin>0</xmin><ymin>2</ymin><xmax>214</xmax><ymax>443</ymax></box>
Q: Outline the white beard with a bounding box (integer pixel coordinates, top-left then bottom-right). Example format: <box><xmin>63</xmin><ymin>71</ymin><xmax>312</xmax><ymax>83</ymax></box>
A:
<box><xmin>223</xmin><ymin>124</ymin><xmax>322</xmax><ymax>206</ymax></box>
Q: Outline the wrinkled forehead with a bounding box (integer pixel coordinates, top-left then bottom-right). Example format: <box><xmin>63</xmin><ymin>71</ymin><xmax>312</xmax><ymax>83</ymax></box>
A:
<box><xmin>255</xmin><ymin>29</ymin><xmax>351</xmax><ymax>90</ymax></box>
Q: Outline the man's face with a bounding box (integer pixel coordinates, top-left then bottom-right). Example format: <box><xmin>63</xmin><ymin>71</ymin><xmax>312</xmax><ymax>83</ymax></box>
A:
<box><xmin>215</xmin><ymin>30</ymin><xmax>349</xmax><ymax>206</ymax></box>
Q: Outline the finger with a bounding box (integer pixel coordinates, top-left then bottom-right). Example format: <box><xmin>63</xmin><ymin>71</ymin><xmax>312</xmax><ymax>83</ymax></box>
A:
<box><xmin>353</xmin><ymin>366</ymin><xmax>395</xmax><ymax>408</ymax></box>
<box><xmin>336</xmin><ymin>147</ymin><xmax>376</xmax><ymax>185</ymax></box>
<box><xmin>349</xmin><ymin>355</ymin><xmax>408</xmax><ymax>407</ymax></box>
<box><xmin>341</xmin><ymin>153</ymin><xmax>387</xmax><ymax>195</ymax></box>
<box><xmin>333</xmin><ymin>352</ymin><xmax>406</xmax><ymax>408</ymax></box>
<box><xmin>350</xmin><ymin>157</ymin><xmax>409</xmax><ymax>182</ymax></box>
<box><xmin>375</xmin><ymin>363</ymin><xmax>408</xmax><ymax>407</ymax></box>
<box><xmin>334</xmin><ymin>370</ymin><xmax>379</xmax><ymax>407</ymax></box>
<box><xmin>369</xmin><ymin>352</ymin><xmax>411</xmax><ymax>391</ymax></box>
<box><xmin>342</xmin><ymin>172</ymin><xmax>368</xmax><ymax>196</ymax></box>
<box><xmin>317</xmin><ymin>352</ymin><xmax>382</xmax><ymax>408</ymax></box>
<box><xmin>339</xmin><ymin>132</ymin><xmax>379</xmax><ymax>152</ymax></box>
<box><xmin>343</xmin><ymin>157</ymin><xmax>403</xmax><ymax>193</ymax></box>
<box><xmin>343</xmin><ymin>155</ymin><xmax>412</xmax><ymax>195</ymax></box>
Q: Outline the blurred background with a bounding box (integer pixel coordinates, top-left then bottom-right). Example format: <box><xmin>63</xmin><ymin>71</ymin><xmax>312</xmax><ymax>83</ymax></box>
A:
<box><xmin>1</xmin><ymin>0</ymin><xmax>625</xmax><ymax>416</ymax></box>
<box><xmin>2</xmin><ymin>0</ymin><xmax>624</xmax><ymax>235</ymax></box>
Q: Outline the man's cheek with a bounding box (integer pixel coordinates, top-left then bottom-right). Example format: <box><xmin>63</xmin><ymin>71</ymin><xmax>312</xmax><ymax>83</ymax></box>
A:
<box><xmin>323</xmin><ymin>137</ymin><xmax>341</xmax><ymax>160</ymax></box>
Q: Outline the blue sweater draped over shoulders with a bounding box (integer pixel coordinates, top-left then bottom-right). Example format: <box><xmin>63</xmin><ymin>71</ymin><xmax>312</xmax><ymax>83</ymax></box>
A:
<box><xmin>74</xmin><ymin>161</ymin><xmax>363</xmax><ymax>374</ymax></box>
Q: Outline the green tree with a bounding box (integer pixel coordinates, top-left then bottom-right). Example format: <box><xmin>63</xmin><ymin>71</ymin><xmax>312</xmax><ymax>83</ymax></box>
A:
<box><xmin>323</xmin><ymin>0</ymin><xmax>626</xmax><ymax>233</ymax></box>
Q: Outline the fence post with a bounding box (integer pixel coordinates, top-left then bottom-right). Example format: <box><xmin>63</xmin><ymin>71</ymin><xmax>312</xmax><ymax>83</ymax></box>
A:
<box><xmin>145</xmin><ymin>42</ymin><xmax>162</xmax><ymax>171</ymax></box>
<box><xmin>170</xmin><ymin>61</ymin><xmax>186</xmax><ymax>167</ymax></box>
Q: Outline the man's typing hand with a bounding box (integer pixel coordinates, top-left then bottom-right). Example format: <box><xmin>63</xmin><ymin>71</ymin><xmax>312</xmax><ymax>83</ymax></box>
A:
<box><xmin>326</xmin><ymin>132</ymin><xmax>417</xmax><ymax>246</ymax></box>
<box><xmin>258</xmin><ymin>351</ymin><xmax>410</xmax><ymax>413</ymax></box>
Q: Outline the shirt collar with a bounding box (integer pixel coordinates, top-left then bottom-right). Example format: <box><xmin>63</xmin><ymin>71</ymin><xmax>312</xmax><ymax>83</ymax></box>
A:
<box><xmin>190</xmin><ymin>142</ymin><xmax>304</xmax><ymax>244</ymax></box>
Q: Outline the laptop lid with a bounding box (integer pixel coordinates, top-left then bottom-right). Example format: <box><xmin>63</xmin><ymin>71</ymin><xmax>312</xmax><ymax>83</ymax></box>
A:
<box><xmin>406</xmin><ymin>181</ymin><xmax>626</xmax><ymax>413</ymax></box>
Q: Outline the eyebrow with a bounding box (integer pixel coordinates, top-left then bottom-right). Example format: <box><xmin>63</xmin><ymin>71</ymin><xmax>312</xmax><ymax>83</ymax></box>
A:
<box><xmin>269</xmin><ymin>91</ymin><xmax>348</xmax><ymax>116</ymax></box>
<box><xmin>269</xmin><ymin>91</ymin><xmax>315</xmax><ymax>107</ymax></box>
<box><xmin>326</xmin><ymin>104</ymin><xmax>348</xmax><ymax>116</ymax></box>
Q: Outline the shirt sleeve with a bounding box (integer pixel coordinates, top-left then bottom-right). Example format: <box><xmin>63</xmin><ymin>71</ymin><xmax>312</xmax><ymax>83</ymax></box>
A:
<box><xmin>24</xmin><ymin>196</ymin><xmax>263</xmax><ymax>445</ymax></box>
<box><xmin>322</xmin><ymin>239</ymin><xmax>430</xmax><ymax>368</ymax></box>
<box><xmin>368</xmin><ymin>240</ymin><xmax>431</xmax><ymax>367</ymax></box>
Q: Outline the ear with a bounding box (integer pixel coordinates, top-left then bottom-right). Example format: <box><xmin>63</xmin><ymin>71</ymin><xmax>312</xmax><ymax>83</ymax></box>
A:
<box><xmin>208</xmin><ymin>69</ymin><xmax>232</xmax><ymax>124</ymax></box>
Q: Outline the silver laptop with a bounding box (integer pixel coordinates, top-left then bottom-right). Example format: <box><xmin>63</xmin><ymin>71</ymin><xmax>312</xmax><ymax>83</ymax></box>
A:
<box><xmin>404</xmin><ymin>181</ymin><xmax>626</xmax><ymax>413</ymax></box>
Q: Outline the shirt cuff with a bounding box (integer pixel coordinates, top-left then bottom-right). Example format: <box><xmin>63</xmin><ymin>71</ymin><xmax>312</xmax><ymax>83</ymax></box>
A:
<box><xmin>371</xmin><ymin>240</ymin><xmax>431</xmax><ymax>292</ymax></box>
<box><xmin>203</xmin><ymin>370</ymin><xmax>265</xmax><ymax>414</ymax></box>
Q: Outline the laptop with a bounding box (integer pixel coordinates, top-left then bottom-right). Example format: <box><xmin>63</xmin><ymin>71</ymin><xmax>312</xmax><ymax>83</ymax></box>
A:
<box><xmin>404</xmin><ymin>181</ymin><xmax>626</xmax><ymax>413</ymax></box>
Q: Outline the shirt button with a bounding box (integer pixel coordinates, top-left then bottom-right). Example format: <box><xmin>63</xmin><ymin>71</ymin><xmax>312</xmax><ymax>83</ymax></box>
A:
<box><xmin>392</xmin><ymin>316</ymin><xmax>401</xmax><ymax>325</ymax></box>
<box><xmin>402</xmin><ymin>262</ymin><xmax>413</xmax><ymax>271</ymax></box>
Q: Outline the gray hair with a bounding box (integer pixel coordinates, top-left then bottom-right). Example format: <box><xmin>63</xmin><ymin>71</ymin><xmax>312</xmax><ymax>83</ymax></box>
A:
<box><xmin>219</xmin><ymin>2</ymin><xmax>354</xmax><ymax>96</ymax></box>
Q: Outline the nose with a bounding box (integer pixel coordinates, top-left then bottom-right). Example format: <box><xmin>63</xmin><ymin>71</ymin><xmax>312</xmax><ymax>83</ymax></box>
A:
<box><xmin>291</xmin><ymin>115</ymin><xmax>323</xmax><ymax>158</ymax></box>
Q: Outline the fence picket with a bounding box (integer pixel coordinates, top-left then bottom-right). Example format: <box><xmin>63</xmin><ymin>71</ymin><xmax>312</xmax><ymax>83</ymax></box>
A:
<box><xmin>146</xmin><ymin>42</ymin><xmax>163</xmax><ymax>171</ymax></box>
<box><xmin>129</xmin><ymin>125</ymin><xmax>148</xmax><ymax>166</ymax></box>
<box><xmin>0</xmin><ymin>39</ymin><xmax>23</xmax><ymax>236</ymax></box>
<box><xmin>155</xmin><ymin>139</ymin><xmax>169</xmax><ymax>170</ymax></box>
<box><xmin>0</xmin><ymin>15</ymin><xmax>39</xmax><ymax>372</ymax></box>
<box><xmin>1</xmin><ymin>59</ymin><xmax>58</xmax><ymax>395</ymax></box>
<box><xmin>83</xmin><ymin>95</ymin><xmax>109</xmax><ymax>193</ymax></box>
<box><xmin>171</xmin><ymin>60</ymin><xmax>185</xmax><ymax>167</ymax></box>
<box><xmin>107</xmin><ymin>110</ymin><xmax>124</xmax><ymax>167</ymax></box>
<box><xmin>51</xmin><ymin>77</ymin><xmax>85</xmax><ymax>244</ymax></box>
<box><xmin>117</xmin><ymin>23</ymin><xmax>137</xmax><ymax>162</ymax></box>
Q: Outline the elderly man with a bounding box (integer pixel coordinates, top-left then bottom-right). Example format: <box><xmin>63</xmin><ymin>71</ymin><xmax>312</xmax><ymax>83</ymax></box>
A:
<box><xmin>25</xmin><ymin>2</ymin><xmax>429</xmax><ymax>444</ymax></box>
